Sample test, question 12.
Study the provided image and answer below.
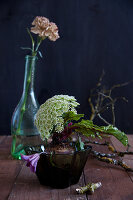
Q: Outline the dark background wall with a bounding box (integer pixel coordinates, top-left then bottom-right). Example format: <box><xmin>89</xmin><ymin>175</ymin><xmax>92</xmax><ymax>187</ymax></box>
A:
<box><xmin>0</xmin><ymin>0</ymin><xmax>133</xmax><ymax>135</ymax></box>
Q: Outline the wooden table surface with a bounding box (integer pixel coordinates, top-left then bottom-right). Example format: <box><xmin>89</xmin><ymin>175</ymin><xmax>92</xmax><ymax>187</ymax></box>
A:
<box><xmin>0</xmin><ymin>135</ymin><xmax>133</xmax><ymax>200</ymax></box>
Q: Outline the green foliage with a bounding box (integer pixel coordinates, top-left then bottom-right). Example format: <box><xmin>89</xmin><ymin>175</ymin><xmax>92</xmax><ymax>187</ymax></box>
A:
<box><xmin>101</xmin><ymin>125</ymin><xmax>128</xmax><ymax>146</ymax></box>
<box><xmin>63</xmin><ymin>111</ymin><xmax>84</xmax><ymax>123</ymax></box>
<box><xmin>75</xmin><ymin>136</ymin><xmax>85</xmax><ymax>151</ymax></box>
<box><xmin>63</xmin><ymin>112</ymin><xmax>128</xmax><ymax>146</ymax></box>
<box><xmin>73</xmin><ymin>120</ymin><xmax>128</xmax><ymax>146</ymax></box>
<box><xmin>38</xmin><ymin>51</ymin><xmax>43</xmax><ymax>58</ymax></box>
<box><xmin>35</xmin><ymin>95</ymin><xmax>128</xmax><ymax>147</ymax></box>
<box><xmin>21</xmin><ymin>47</ymin><xmax>32</xmax><ymax>51</ymax></box>
<box><xmin>27</xmin><ymin>28</ymin><xmax>35</xmax><ymax>48</ymax></box>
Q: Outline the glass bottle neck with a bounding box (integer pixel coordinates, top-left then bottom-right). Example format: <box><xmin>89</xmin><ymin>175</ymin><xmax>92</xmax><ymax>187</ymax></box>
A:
<box><xmin>22</xmin><ymin>55</ymin><xmax>37</xmax><ymax>96</ymax></box>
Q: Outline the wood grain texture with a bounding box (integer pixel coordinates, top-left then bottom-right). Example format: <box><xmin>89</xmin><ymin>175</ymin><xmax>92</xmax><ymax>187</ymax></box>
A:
<box><xmin>85</xmin><ymin>136</ymin><xmax>133</xmax><ymax>200</ymax></box>
<box><xmin>0</xmin><ymin>136</ymin><xmax>23</xmax><ymax>200</ymax></box>
<box><xmin>8</xmin><ymin>163</ymin><xmax>87</xmax><ymax>200</ymax></box>
<box><xmin>111</xmin><ymin>135</ymin><xmax>133</xmax><ymax>188</ymax></box>
<box><xmin>0</xmin><ymin>136</ymin><xmax>133</xmax><ymax>200</ymax></box>
<box><xmin>111</xmin><ymin>135</ymin><xmax>133</xmax><ymax>160</ymax></box>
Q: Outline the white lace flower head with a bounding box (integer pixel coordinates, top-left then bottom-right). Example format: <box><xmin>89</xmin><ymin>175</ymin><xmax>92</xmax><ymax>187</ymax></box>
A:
<box><xmin>34</xmin><ymin>95</ymin><xmax>79</xmax><ymax>140</ymax></box>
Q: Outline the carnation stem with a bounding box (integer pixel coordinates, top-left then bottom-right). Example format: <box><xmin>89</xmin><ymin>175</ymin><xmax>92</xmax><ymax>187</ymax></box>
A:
<box><xmin>27</xmin><ymin>28</ymin><xmax>35</xmax><ymax>55</ymax></box>
<box><xmin>17</xmin><ymin>35</ymin><xmax>41</xmax><ymax>134</ymax></box>
<box><xmin>32</xmin><ymin>37</ymin><xmax>43</xmax><ymax>56</ymax></box>
<box><xmin>16</xmin><ymin>60</ymin><xmax>33</xmax><ymax>134</ymax></box>
<box><xmin>35</xmin><ymin>37</ymin><xmax>43</xmax><ymax>51</ymax></box>
<box><xmin>17</xmin><ymin>37</ymin><xmax>44</xmax><ymax>134</ymax></box>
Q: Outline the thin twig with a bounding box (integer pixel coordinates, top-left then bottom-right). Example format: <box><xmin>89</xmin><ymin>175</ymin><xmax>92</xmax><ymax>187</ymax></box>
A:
<box><xmin>97</xmin><ymin>114</ymin><xmax>111</xmax><ymax>125</ymax></box>
<box><xmin>88</xmin><ymin>70</ymin><xmax>133</xmax><ymax>126</ymax></box>
<box><xmin>109</xmin><ymin>80</ymin><xmax>133</xmax><ymax>96</ymax></box>
<box><xmin>84</xmin><ymin>140</ymin><xmax>109</xmax><ymax>146</ymax></box>
<box><xmin>91</xmin><ymin>150</ymin><xmax>116</xmax><ymax>158</ymax></box>
<box><xmin>85</xmin><ymin>140</ymin><xmax>133</xmax><ymax>158</ymax></box>
<box><xmin>93</xmin><ymin>155</ymin><xmax>133</xmax><ymax>172</ymax></box>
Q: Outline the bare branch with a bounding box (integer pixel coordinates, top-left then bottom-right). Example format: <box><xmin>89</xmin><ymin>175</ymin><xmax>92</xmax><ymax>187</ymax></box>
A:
<box><xmin>92</xmin><ymin>153</ymin><xmax>133</xmax><ymax>172</ymax></box>
<box><xmin>97</xmin><ymin>114</ymin><xmax>111</xmax><ymax>125</ymax></box>
<box><xmin>96</xmin><ymin>69</ymin><xmax>105</xmax><ymax>87</ymax></box>
<box><xmin>88</xmin><ymin>71</ymin><xmax>133</xmax><ymax>126</ymax></box>
<box><xmin>109</xmin><ymin>80</ymin><xmax>133</xmax><ymax>96</ymax></box>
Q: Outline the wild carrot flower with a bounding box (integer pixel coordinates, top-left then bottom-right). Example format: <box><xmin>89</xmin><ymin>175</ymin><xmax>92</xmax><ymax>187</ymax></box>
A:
<box><xmin>34</xmin><ymin>95</ymin><xmax>79</xmax><ymax>140</ymax></box>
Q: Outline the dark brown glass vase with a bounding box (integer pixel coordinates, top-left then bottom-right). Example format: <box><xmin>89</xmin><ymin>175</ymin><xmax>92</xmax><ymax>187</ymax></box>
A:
<box><xmin>35</xmin><ymin>145</ymin><xmax>92</xmax><ymax>189</ymax></box>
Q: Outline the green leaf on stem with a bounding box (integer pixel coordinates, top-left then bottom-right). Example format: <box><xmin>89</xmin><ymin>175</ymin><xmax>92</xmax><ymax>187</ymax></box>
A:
<box><xmin>27</xmin><ymin>28</ymin><xmax>35</xmax><ymax>53</ymax></box>
<box><xmin>75</xmin><ymin>136</ymin><xmax>85</xmax><ymax>151</ymax></box>
<box><xmin>79</xmin><ymin>136</ymin><xmax>85</xmax><ymax>150</ymax></box>
<box><xmin>73</xmin><ymin>120</ymin><xmax>128</xmax><ymax>146</ymax></box>
<box><xmin>63</xmin><ymin>111</ymin><xmax>84</xmax><ymax>123</ymax></box>
<box><xmin>38</xmin><ymin>51</ymin><xmax>43</xmax><ymax>58</ymax></box>
<box><xmin>21</xmin><ymin>47</ymin><xmax>32</xmax><ymax>51</ymax></box>
<box><xmin>101</xmin><ymin>125</ymin><xmax>128</xmax><ymax>146</ymax></box>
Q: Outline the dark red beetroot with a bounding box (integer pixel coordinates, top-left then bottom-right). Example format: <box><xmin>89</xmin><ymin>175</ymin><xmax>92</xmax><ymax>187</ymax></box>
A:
<box><xmin>36</xmin><ymin>145</ymin><xmax>92</xmax><ymax>189</ymax></box>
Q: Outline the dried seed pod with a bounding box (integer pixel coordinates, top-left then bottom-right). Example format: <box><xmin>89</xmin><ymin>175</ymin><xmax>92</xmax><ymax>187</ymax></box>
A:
<box><xmin>76</xmin><ymin>182</ymin><xmax>102</xmax><ymax>194</ymax></box>
<box><xmin>108</xmin><ymin>144</ymin><xmax>116</xmax><ymax>153</ymax></box>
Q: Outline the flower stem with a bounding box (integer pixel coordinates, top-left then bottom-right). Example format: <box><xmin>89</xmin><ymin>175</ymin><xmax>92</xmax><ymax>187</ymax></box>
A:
<box><xmin>16</xmin><ymin>62</ymin><xmax>33</xmax><ymax>134</ymax></box>
<box><xmin>16</xmin><ymin>37</ymin><xmax>42</xmax><ymax>134</ymax></box>
<box><xmin>27</xmin><ymin>28</ymin><xmax>35</xmax><ymax>55</ymax></box>
<box><xmin>32</xmin><ymin>37</ymin><xmax>43</xmax><ymax>56</ymax></box>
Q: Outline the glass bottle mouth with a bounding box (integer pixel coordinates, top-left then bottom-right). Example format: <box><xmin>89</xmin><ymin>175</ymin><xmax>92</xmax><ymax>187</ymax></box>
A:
<box><xmin>25</xmin><ymin>55</ymin><xmax>38</xmax><ymax>60</ymax></box>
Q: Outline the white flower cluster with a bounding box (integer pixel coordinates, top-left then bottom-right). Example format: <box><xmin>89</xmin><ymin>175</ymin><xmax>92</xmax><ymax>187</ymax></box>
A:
<box><xmin>35</xmin><ymin>95</ymin><xmax>79</xmax><ymax>140</ymax></box>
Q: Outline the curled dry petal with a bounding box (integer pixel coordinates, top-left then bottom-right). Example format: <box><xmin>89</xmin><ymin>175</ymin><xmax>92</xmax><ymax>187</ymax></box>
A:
<box><xmin>45</xmin><ymin>22</ymin><xmax>60</xmax><ymax>41</ymax></box>
<box><xmin>31</xmin><ymin>16</ymin><xmax>60</xmax><ymax>41</ymax></box>
<box><xmin>21</xmin><ymin>153</ymin><xmax>40</xmax><ymax>173</ymax></box>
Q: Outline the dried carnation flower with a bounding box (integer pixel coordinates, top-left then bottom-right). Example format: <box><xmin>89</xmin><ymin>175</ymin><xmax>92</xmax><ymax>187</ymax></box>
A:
<box><xmin>31</xmin><ymin>16</ymin><xmax>60</xmax><ymax>41</ymax></box>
